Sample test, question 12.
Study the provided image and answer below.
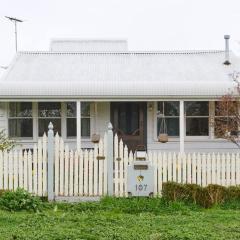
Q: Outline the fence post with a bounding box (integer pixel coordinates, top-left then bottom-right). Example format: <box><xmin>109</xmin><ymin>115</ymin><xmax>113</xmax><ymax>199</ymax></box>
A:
<box><xmin>47</xmin><ymin>122</ymin><xmax>54</xmax><ymax>201</ymax></box>
<box><xmin>107</xmin><ymin>122</ymin><xmax>114</xmax><ymax>196</ymax></box>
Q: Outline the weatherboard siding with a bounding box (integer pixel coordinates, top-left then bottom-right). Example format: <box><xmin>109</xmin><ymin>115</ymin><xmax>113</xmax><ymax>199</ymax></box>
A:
<box><xmin>0</xmin><ymin>103</ymin><xmax>7</xmax><ymax>132</ymax></box>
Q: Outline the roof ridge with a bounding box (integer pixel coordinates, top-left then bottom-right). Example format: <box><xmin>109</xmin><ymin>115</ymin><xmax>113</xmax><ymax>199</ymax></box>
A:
<box><xmin>18</xmin><ymin>50</ymin><xmax>225</xmax><ymax>55</ymax></box>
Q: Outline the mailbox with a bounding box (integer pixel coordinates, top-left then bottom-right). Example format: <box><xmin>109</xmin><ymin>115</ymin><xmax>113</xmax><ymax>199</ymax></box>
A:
<box><xmin>127</xmin><ymin>159</ymin><xmax>154</xmax><ymax>197</ymax></box>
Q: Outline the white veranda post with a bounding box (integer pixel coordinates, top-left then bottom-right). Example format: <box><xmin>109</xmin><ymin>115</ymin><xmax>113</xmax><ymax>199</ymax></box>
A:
<box><xmin>180</xmin><ymin>100</ymin><xmax>185</xmax><ymax>153</ymax></box>
<box><xmin>77</xmin><ymin>100</ymin><xmax>81</xmax><ymax>152</ymax></box>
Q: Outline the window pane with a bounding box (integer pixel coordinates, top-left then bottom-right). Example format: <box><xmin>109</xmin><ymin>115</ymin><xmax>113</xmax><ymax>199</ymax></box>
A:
<box><xmin>81</xmin><ymin>118</ymin><xmax>90</xmax><ymax>137</ymax></box>
<box><xmin>38</xmin><ymin>102</ymin><xmax>61</xmax><ymax>117</ymax></box>
<box><xmin>164</xmin><ymin>102</ymin><xmax>179</xmax><ymax>116</ymax></box>
<box><xmin>67</xmin><ymin>118</ymin><xmax>76</xmax><ymax>137</ymax></box>
<box><xmin>39</xmin><ymin>119</ymin><xmax>61</xmax><ymax>136</ymax></box>
<box><xmin>157</xmin><ymin>118</ymin><xmax>179</xmax><ymax>136</ymax></box>
<box><xmin>186</xmin><ymin>118</ymin><xmax>209</xmax><ymax>136</ymax></box>
<box><xmin>157</xmin><ymin>102</ymin><xmax>179</xmax><ymax>116</ymax></box>
<box><xmin>9</xmin><ymin>119</ymin><xmax>33</xmax><ymax>138</ymax></box>
<box><xmin>9</xmin><ymin>102</ymin><xmax>32</xmax><ymax>117</ymax></box>
<box><xmin>185</xmin><ymin>102</ymin><xmax>209</xmax><ymax>116</ymax></box>
<box><xmin>67</xmin><ymin>102</ymin><xmax>76</xmax><ymax>117</ymax></box>
<box><xmin>81</xmin><ymin>103</ymin><xmax>90</xmax><ymax>117</ymax></box>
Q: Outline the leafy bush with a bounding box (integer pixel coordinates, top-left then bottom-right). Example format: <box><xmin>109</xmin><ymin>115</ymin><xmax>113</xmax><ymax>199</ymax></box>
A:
<box><xmin>0</xmin><ymin>129</ymin><xmax>15</xmax><ymax>151</ymax></box>
<box><xmin>0</xmin><ymin>188</ymin><xmax>43</xmax><ymax>212</ymax></box>
<box><xmin>162</xmin><ymin>182</ymin><xmax>240</xmax><ymax>208</ymax></box>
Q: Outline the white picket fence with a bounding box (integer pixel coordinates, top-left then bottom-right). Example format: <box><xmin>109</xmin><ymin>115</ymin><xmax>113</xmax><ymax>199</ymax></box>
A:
<box><xmin>54</xmin><ymin>133</ymin><xmax>108</xmax><ymax>197</ymax></box>
<box><xmin>0</xmin><ymin>127</ymin><xmax>240</xmax><ymax>198</ymax></box>
<box><xmin>0</xmin><ymin>134</ymin><xmax>48</xmax><ymax>196</ymax></box>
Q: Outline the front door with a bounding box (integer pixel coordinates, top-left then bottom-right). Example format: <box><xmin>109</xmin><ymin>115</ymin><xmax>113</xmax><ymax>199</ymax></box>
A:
<box><xmin>110</xmin><ymin>102</ymin><xmax>147</xmax><ymax>152</ymax></box>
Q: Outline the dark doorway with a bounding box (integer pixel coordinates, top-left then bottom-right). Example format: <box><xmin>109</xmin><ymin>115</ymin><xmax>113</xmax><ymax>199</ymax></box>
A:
<box><xmin>111</xmin><ymin>102</ymin><xmax>147</xmax><ymax>152</ymax></box>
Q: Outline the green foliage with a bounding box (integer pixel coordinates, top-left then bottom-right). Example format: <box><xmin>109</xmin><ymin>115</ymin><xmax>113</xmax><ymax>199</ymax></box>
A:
<box><xmin>0</xmin><ymin>188</ymin><xmax>43</xmax><ymax>212</ymax></box>
<box><xmin>0</xmin><ymin>129</ymin><xmax>15</xmax><ymax>151</ymax></box>
<box><xmin>162</xmin><ymin>182</ymin><xmax>240</xmax><ymax>208</ymax></box>
<box><xmin>0</xmin><ymin>199</ymin><xmax>240</xmax><ymax>239</ymax></box>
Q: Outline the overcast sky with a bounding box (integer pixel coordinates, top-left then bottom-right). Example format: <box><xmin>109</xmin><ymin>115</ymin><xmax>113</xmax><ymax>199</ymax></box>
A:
<box><xmin>1</xmin><ymin>0</ymin><xmax>240</xmax><ymax>72</ymax></box>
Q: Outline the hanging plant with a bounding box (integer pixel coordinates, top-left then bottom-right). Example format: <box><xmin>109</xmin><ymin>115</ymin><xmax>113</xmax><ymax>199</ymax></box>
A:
<box><xmin>158</xmin><ymin>115</ymin><xmax>168</xmax><ymax>143</ymax></box>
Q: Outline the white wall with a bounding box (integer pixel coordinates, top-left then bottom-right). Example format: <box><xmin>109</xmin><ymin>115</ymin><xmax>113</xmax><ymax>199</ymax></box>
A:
<box><xmin>2</xmin><ymin>101</ymin><xmax>239</xmax><ymax>152</ymax></box>
<box><xmin>146</xmin><ymin>102</ymin><xmax>239</xmax><ymax>153</ymax></box>
<box><xmin>0</xmin><ymin>102</ymin><xmax>7</xmax><ymax>132</ymax></box>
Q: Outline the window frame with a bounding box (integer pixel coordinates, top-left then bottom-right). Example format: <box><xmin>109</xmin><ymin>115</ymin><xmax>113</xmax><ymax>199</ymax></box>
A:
<box><xmin>154</xmin><ymin>101</ymin><xmax>212</xmax><ymax>142</ymax></box>
<box><xmin>8</xmin><ymin>102</ymin><xmax>34</xmax><ymax>139</ymax></box>
<box><xmin>66</xmin><ymin>102</ymin><xmax>92</xmax><ymax>139</ymax></box>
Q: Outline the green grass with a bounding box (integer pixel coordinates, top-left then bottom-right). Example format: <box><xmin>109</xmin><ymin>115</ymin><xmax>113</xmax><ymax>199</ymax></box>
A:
<box><xmin>0</xmin><ymin>197</ymin><xmax>240</xmax><ymax>240</ymax></box>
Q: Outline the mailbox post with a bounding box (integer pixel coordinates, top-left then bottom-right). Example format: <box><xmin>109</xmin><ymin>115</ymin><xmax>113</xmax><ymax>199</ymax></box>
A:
<box><xmin>127</xmin><ymin>147</ymin><xmax>154</xmax><ymax>197</ymax></box>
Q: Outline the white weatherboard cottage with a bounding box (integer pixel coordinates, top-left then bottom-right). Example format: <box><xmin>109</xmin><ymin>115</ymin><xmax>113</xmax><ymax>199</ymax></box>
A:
<box><xmin>0</xmin><ymin>36</ymin><xmax>239</xmax><ymax>153</ymax></box>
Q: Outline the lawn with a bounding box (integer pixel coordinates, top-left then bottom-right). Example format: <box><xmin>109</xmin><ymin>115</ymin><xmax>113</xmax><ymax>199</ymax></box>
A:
<box><xmin>0</xmin><ymin>198</ymin><xmax>240</xmax><ymax>240</ymax></box>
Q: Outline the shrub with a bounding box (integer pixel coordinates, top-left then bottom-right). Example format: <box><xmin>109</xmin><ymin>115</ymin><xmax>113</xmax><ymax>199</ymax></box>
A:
<box><xmin>162</xmin><ymin>182</ymin><xmax>240</xmax><ymax>208</ymax></box>
<box><xmin>0</xmin><ymin>188</ymin><xmax>43</xmax><ymax>212</ymax></box>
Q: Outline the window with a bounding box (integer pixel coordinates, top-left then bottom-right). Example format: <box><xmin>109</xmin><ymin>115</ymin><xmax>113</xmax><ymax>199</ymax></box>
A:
<box><xmin>66</xmin><ymin>102</ymin><xmax>91</xmax><ymax>137</ymax></box>
<box><xmin>157</xmin><ymin>102</ymin><xmax>179</xmax><ymax>136</ymax></box>
<box><xmin>214</xmin><ymin>101</ymin><xmax>238</xmax><ymax>138</ymax></box>
<box><xmin>8</xmin><ymin>102</ymin><xmax>33</xmax><ymax>138</ymax></box>
<box><xmin>38</xmin><ymin>102</ymin><xmax>61</xmax><ymax>136</ymax></box>
<box><xmin>185</xmin><ymin>101</ymin><xmax>209</xmax><ymax>136</ymax></box>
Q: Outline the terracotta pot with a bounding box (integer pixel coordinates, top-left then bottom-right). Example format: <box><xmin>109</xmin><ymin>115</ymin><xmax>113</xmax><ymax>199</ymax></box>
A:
<box><xmin>158</xmin><ymin>133</ymin><xmax>168</xmax><ymax>143</ymax></box>
<box><xmin>91</xmin><ymin>134</ymin><xmax>100</xmax><ymax>143</ymax></box>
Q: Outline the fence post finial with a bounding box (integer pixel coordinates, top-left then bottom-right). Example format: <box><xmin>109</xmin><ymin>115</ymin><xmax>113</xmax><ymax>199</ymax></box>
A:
<box><xmin>107</xmin><ymin>122</ymin><xmax>114</xmax><ymax>196</ymax></box>
<box><xmin>47</xmin><ymin>122</ymin><xmax>54</xmax><ymax>201</ymax></box>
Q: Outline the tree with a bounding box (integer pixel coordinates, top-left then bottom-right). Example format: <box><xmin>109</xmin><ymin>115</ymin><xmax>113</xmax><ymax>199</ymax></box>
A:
<box><xmin>214</xmin><ymin>72</ymin><xmax>240</xmax><ymax>148</ymax></box>
<box><xmin>0</xmin><ymin>130</ymin><xmax>15</xmax><ymax>151</ymax></box>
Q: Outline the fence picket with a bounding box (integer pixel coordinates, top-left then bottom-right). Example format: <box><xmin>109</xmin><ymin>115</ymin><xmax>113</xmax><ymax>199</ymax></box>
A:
<box><xmin>3</xmin><ymin>151</ymin><xmax>8</xmax><ymax>190</ymax></box>
<box><xmin>27</xmin><ymin>150</ymin><xmax>32</xmax><ymax>193</ymax></box>
<box><xmin>84</xmin><ymin>150</ymin><xmax>89</xmax><ymax>196</ymax></box>
<box><xmin>162</xmin><ymin>153</ymin><xmax>167</xmax><ymax>183</ymax></box>
<box><xmin>93</xmin><ymin>144</ymin><xmax>98</xmax><ymax>196</ymax></box>
<box><xmin>114</xmin><ymin>134</ymin><xmax>119</xmax><ymax>196</ymax></box>
<box><xmin>202</xmin><ymin>153</ymin><xmax>206</xmax><ymax>187</ymax></box>
<box><xmin>153</xmin><ymin>151</ymin><xmax>158</xmax><ymax>196</ymax></box>
<box><xmin>211</xmin><ymin>153</ymin><xmax>216</xmax><ymax>184</ymax></box>
<box><xmin>216</xmin><ymin>153</ymin><xmax>221</xmax><ymax>185</ymax></box>
<box><xmin>119</xmin><ymin>140</ymin><xmax>124</xmax><ymax>197</ymax></box>
<box><xmin>103</xmin><ymin>133</ymin><xmax>108</xmax><ymax>195</ymax></box>
<box><xmin>33</xmin><ymin>145</ymin><xmax>37</xmax><ymax>194</ymax></box>
<box><xmin>221</xmin><ymin>153</ymin><xmax>226</xmax><ymax>186</ymax></box>
<box><xmin>69</xmin><ymin>150</ymin><xmax>74</xmax><ymax>196</ymax></box>
<box><xmin>226</xmin><ymin>153</ymin><xmax>230</xmax><ymax>187</ymax></box>
<box><xmin>182</xmin><ymin>153</ymin><xmax>186</xmax><ymax>184</ymax></box>
<box><xmin>177</xmin><ymin>153</ymin><xmax>182</xmax><ymax>183</ymax></box>
<box><xmin>54</xmin><ymin>134</ymin><xmax>60</xmax><ymax>196</ymax></box>
<box><xmin>192</xmin><ymin>153</ymin><xmax>196</xmax><ymax>184</ymax></box>
<box><xmin>42</xmin><ymin>134</ymin><xmax>47</xmax><ymax>196</ymax></box>
<box><xmin>37</xmin><ymin>139</ymin><xmax>42</xmax><ymax>196</ymax></box>
<box><xmin>167</xmin><ymin>152</ymin><xmax>172</xmax><ymax>182</ymax></box>
<box><xmin>89</xmin><ymin>150</ymin><xmax>93</xmax><ymax>196</ymax></box>
<box><xmin>8</xmin><ymin>151</ymin><xmax>13</xmax><ymax>190</ymax></box>
<box><xmin>157</xmin><ymin>152</ymin><xmax>163</xmax><ymax>195</ymax></box>
<box><xmin>13</xmin><ymin>150</ymin><xmax>18</xmax><ymax>191</ymax></box>
<box><xmin>187</xmin><ymin>153</ymin><xmax>191</xmax><ymax>184</ymax></box>
<box><xmin>74</xmin><ymin>151</ymin><xmax>79</xmax><ymax>196</ymax></box>
<box><xmin>196</xmin><ymin>153</ymin><xmax>201</xmax><ymax>186</ymax></box>
<box><xmin>59</xmin><ymin>138</ymin><xmax>64</xmax><ymax>195</ymax></box>
<box><xmin>98</xmin><ymin>139</ymin><xmax>104</xmax><ymax>196</ymax></box>
<box><xmin>231</xmin><ymin>153</ymin><xmax>236</xmax><ymax>186</ymax></box>
<box><xmin>123</xmin><ymin>145</ymin><xmax>128</xmax><ymax>196</ymax></box>
<box><xmin>79</xmin><ymin>149</ymin><xmax>84</xmax><ymax>196</ymax></box>
<box><xmin>64</xmin><ymin>145</ymin><xmax>69</xmax><ymax>196</ymax></box>
<box><xmin>19</xmin><ymin>150</ymin><xmax>23</xmax><ymax>189</ymax></box>
<box><xmin>236</xmin><ymin>153</ymin><xmax>240</xmax><ymax>185</ymax></box>
<box><xmin>207</xmin><ymin>153</ymin><xmax>211</xmax><ymax>185</ymax></box>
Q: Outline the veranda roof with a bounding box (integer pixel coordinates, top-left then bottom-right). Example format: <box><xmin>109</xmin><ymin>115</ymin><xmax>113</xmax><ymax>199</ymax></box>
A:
<box><xmin>0</xmin><ymin>50</ymin><xmax>238</xmax><ymax>100</ymax></box>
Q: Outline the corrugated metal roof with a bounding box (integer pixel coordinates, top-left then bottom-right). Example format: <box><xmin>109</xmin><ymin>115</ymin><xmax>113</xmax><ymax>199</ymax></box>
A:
<box><xmin>0</xmin><ymin>50</ymin><xmax>238</xmax><ymax>99</ymax></box>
